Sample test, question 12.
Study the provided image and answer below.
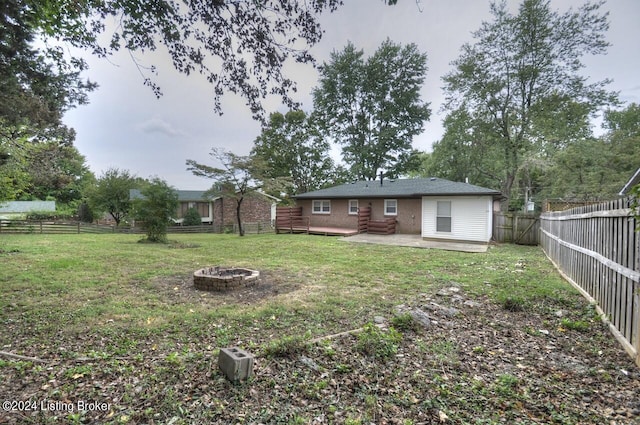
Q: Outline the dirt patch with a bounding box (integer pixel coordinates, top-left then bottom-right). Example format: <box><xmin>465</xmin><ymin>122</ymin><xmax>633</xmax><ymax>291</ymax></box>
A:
<box><xmin>150</xmin><ymin>269</ymin><xmax>301</xmax><ymax>306</ymax></box>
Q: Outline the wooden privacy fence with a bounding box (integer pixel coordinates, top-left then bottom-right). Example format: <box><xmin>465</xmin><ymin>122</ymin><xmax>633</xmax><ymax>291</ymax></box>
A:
<box><xmin>539</xmin><ymin>198</ymin><xmax>639</xmax><ymax>367</ymax></box>
<box><xmin>493</xmin><ymin>213</ymin><xmax>540</xmax><ymax>245</ymax></box>
<box><xmin>275</xmin><ymin>207</ymin><xmax>309</xmax><ymax>234</ymax></box>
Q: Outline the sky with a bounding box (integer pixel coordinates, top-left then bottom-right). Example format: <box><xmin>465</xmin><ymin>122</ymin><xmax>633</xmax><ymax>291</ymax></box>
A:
<box><xmin>62</xmin><ymin>0</ymin><xmax>640</xmax><ymax>190</ymax></box>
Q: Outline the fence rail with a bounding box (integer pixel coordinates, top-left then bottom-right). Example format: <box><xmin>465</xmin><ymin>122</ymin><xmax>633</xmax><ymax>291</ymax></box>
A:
<box><xmin>0</xmin><ymin>220</ymin><xmax>273</xmax><ymax>235</ymax></box>
<box><xmin>540</xmin><ymin>198</ymin><xmax>639</xmax><ymax>367</ymax></box>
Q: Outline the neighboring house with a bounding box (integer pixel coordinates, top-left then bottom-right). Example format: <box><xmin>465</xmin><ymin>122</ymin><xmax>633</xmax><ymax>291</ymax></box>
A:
<box><xmin>619</xmin><ymin>167</ymin><xmax>640</xmax><ymax>196</ymax></box>
<box><xmin>0</xmin><ymin>201</ymin><xmax>56</xmax><ymax>220</ymax></box>
<box><xmin>130</xmin><ymin>189</ymin><xmax>279</xmax><ymax>226</ymax></box>
<box><xmin>211</xmin><ymin>191</ymin><xmax>280</xmax><ymax>228</ymax></box>
<box><xmin>293</xmin><ymin>177</ymin><xmax>501</xmax><ymax>243</ymax></box>
<box><xmin>174</xmin><ymin>190</ymin><xmax>216</xmax><ymax>224</ymax></box>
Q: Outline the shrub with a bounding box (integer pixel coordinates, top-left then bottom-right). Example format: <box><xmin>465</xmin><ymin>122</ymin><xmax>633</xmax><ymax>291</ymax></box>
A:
<box><xmin>263</xmin><ymin>335</ymin><xmax>309</xmax><ymax>358</ymax></box>
<box><xmin>356</xmin><ymin>323</ymin><xmax>402</xmax><ymax>359</ymax></box>
<box><xmin>133</xmin><ymin>178</ymin><xmax>179</xmax><ymax>243</ymax></box>
<box><xmin>182</xmin><ymin>207</ymin><xmax>202</xmax><ymax>226</ymax></box>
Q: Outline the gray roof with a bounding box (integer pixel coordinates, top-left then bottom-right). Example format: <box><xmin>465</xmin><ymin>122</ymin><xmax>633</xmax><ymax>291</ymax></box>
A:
<box><xmin>294</xmin><ymin>178</ymin><xmax>501</xmax><ymax>199</ymax></box>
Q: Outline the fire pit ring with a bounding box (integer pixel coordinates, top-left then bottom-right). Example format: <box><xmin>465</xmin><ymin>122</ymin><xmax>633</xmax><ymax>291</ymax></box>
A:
<box><xmin>193</xmin><ymin>266</ymin><xmax>260</xmax><ymax>292</ymax></box>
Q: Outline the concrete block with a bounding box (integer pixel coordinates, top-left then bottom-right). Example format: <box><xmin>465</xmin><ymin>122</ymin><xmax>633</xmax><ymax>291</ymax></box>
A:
<box><xmin>218</xmin><ymin>347</ymin><xmax>254</xmax><ymax>382</ymax></box>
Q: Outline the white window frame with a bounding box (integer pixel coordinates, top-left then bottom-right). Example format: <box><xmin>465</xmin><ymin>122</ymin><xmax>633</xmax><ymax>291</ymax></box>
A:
<box><xmin>312</xmin><ymin>200</ymin><xmax>331</xmax><ymax>214</ymax></box>
<box><xmin>348</xmin><ymin>200</ymin><xmax>359</xmax><ymax>215</ymax></box>
<box><xmin>436</xmin><ymin>200</ymin><xmax>452</xmax><ymax>233</ymax></box>
<box><xmin>384</xmin><ymin>199</ymin><xmax>398</xmax><ymax>216</ymax></box>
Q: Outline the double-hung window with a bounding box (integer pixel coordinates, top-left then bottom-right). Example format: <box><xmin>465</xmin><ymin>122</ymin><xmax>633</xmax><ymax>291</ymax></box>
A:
<box><xmin>436</xmin><ymin>201</ymin><xmax>452</xmax><ymax>232</ymax></box>
<box><xmin>312</xmin><ymin>200</ymin><xmax>331</xmax><ymax>214</ymax></box>
<box><xmin>348</xmin><ymin>200</ymin><xmax>359</xmax><ymax>215</ymax></box>
<box><xmin>384</xmin><ymin>199</ymin><xmax>397</xmax><ymax>216</ymax></box>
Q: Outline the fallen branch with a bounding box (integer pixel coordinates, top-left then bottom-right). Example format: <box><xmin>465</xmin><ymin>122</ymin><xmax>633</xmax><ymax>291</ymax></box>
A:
<box><xmin>0</xmin><ymin>350</ymin><xmax>47</xmax><ymax>363</ymax></box>
<box><xmin>310</xmin><ymin>323</ymin><xmax>386</xmax><ymax>344</ymax></box>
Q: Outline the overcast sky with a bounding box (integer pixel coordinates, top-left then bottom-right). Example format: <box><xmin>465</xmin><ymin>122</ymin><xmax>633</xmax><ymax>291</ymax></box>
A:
<box><xmin>62</xmin><ymin>0</ymin><xmax>640</xmax><ymax>190</ymax></box>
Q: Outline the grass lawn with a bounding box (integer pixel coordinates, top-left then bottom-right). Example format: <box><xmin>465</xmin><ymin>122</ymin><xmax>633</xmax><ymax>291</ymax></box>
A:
<box><xmin>0</xmin><ymin>233</ymin><xmax>638</xmax><ymax>424</ymax></box>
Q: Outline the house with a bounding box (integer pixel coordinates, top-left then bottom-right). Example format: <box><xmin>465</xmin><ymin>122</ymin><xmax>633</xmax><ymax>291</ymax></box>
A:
<box><xmin>292</xmin><ymin>177</ymin><xmax>501</xmax><ymax>243</ymax></box>
<box><xmin>0</xmin><ymin>201</ymin><xmax>56</xmax><ymax>220</ymax></box>
<box><xmin>130</xmin><ymin>189</ymin><xmax>279</xmax><ymax>226</ymax></box>
<box><xmin>174</xmin><ymin>190</ymin><xmax>216</xmax><ymax>224</ymax></box>
<box><xmin>209</xmin><ymin>191</ymin><xmax>280</xmax><ymax>228</ymax></box>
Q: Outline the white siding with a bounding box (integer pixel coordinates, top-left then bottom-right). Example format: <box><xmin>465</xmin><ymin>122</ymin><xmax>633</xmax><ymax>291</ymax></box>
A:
<box><xmin>422</xmin><ymin>196</ymin><xmax>493</xmax><ymax>243</ymax></box>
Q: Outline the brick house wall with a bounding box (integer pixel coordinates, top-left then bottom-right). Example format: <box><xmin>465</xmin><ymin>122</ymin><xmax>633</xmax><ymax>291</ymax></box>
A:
<box><xmin>296</xmin><ymin>198</ymin><xmax>422</xmax><ymax>234</ymax></box>
<box><xmin>213</xmin><ymin>193</ymin><xmax>275</xmax><ymax>226</ymax></box>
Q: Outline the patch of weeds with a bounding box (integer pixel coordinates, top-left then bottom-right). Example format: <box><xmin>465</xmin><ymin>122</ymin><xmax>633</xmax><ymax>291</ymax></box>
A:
<box><xmin>65</xmin><ymin>364</ymin><xmax>93</xmax><ymax>379</ymax></box>
<box><xmin>391</xmin><ymin>312</ymin><xmax>418</xmax><ymax>331</ymax></box>
<box><xmin>215</xmin><ymin>326</ymin><xmax>231</xmax><ymax>346</ymax></box>
<box><xmin>320</xmin><ymin>340</ymin><xmax>336</xmax><ymax>358</ymax></box>
<box><xmin>429</xmin><ymin>340</ymin><xmax>458</xmax><ymax>365</ymax></box>
<box><xmin>501</xmin><ymin>295</ymin><xmax>526</xmax><ymax>312</ymax></box>
<box><xmin>289</xmin><ymin>415</ymin><xmax>308</xmax><ymax>425</ymax></box>
<box><xmin>263</xmin><ymin>334</ymin><xmax>310</xmax><ymax>358</ymax></box>
<box><xmin>495</xmin><ymin>373</ymin><xmax>519</xmax><ymax>396</ymax></box>
<box><xmin>335</xmin><ymin>363</ymin><xmax>352</xmax><ymax>373</ymax></box>
<box><xmin>472</xmin><ymin>345</ymin><xmax>485</xmax><ymax>354</ymax></box>
<box><xmin>356</xmin><ymin>323</ymin><xmax>402</xmax><ymax>359</ymax></box>
<box><xmin>560</xmin><ymin>318</ymin><xmax>590</xmax><ymax>332</ymax></box>
<box><xmin>165</xmin><ymin>352</ymin><xmax>183</xmax><ymax>367</ymax></box>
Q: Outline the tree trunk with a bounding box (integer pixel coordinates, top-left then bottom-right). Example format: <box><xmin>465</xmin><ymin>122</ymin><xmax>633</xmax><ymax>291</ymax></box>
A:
<box><xmin>236</xmin><ymin>197</ymin><xmax>244</xmax><ymax>236</ymax></box>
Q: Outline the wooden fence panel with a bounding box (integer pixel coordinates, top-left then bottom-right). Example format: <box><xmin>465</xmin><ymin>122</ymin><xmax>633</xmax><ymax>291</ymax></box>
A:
<box><xmin>540</xmin><ymin>198</ymin><xmax>639</xmax><ymax>367</ymax></box>
<box><xmin>493</xmin><ymin>213</ymin><xmax>540</xmax><ymax>245</ymax></box>
<box><xmin>0</xmin><ymin>220</ymin><xmax>272</xmax><ymax>235</ymax></box>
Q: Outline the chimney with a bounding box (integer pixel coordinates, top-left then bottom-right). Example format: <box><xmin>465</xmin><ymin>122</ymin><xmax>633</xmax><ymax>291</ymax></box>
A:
<box><xmin>379</xmin><ymin>171</ymin><xmax>384</xmax><ymax>186</ymax></box>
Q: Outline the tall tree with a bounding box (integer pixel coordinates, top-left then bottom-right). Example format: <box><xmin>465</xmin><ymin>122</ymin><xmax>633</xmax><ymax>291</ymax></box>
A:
<box><xmin>0</xmin><ymin>0</ymin><xmax>96</xmax><ymax>129</ymax></box>
<box><xmin>536</xmin><ymin>103</ymin><xmax>640</xmax><ymax>202</ymax></box>
<box><xmin>313</xmin><ymin>39</ymin><xmax>431</xmax><ymax>180</ymax></box>
<box><xmin>88</xmin><ymin>168</ymin><xmax>137</xmax><ymax>226</ymax></box>
<box><xmin>187</xmin><ymin>148</ymin><xmax>259</xmax><ymax>237</ymax></box>
<box><xmin>441</xmin><ymin>0</ymin><xmax>617</xmax><ymax>209</ymax></box>
<box><xmin>0</xmin><ymin>0</ymin><xmax>96</xmax><ymax>203</ymax></box>
<box><xmin>251</xmin><ymin>110</ymin><xmax>339</xmax><ymax>197</ymax></box>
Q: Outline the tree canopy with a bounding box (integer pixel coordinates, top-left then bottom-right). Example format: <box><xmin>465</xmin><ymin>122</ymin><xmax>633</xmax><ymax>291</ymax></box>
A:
<box><xmin>88</xmin><ymin>168</ymin><xmax>138</xmax><ymax>225</ymax></box>
<box><xmin>312</xmin><ymin>39</ymin><xmax>431</xmax><ymax>180</ymax></box>
<box><xmin>187</xmin><ymin>148</ymin><xmax>260</xmax><ymax>236</ymax></box>
<box><xmin>9</xmin><ymin>0</ymin><xmax>351</xmax><ymax>121</ymax></box>
<box><xmin>251</xmin><ymin>110</ymin><xmax>341</xmax><ymax>198</ymax></box>
<box><xmin>439</xmin><ymin>0</ymin><xmax>617</xmax><ymax>209</ymax></box>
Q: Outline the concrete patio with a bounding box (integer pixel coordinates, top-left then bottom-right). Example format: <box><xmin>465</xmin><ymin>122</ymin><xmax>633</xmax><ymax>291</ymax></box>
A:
<box><xmin>339</xmin><ymin>233</ymin><xmax>489</xmax><ymax>253</ymax></box>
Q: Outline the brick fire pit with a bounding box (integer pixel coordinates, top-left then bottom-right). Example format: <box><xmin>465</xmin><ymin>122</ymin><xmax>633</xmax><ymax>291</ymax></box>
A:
<box><xmin>193</xmin><ymin>266</ymin><xmax>260</xmax><ymax>292</ymax></box>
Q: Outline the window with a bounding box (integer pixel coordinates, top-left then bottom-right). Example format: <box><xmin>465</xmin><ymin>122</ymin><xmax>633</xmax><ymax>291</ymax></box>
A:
<box><xmin>312</xmin><ymin>200</ymin><xmax>331</xmax><ymax>214</ymax></box>
<box><xmin>436</xmin><ymin>201</ymin><xmax>452</xmax><ymax>232</ymax></box>
<box><xmin>348</xmin><ymin>200</ymin><xmax>359</xmax><ymax>215</ymax></box>
<box><xmin>196</xmin><ymin>202</ymin><xmax>210</xmax><ymax>218</ymax></box>
<box><xmin>384</xmin><ymin>199</ymin><xmax>397</xmax><ymax>216</ymax></box>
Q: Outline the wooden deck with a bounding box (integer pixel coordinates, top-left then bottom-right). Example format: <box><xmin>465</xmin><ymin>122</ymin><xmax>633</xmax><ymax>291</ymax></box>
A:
<box><xmin>277</xmin><ymin>225</ymin><xmax>358</xmax><ymax>236</ymax></box>
<box><xmin>307</xmin><ymin>226</ymin><xmax>359</xmax><ymax>236</ymax></box>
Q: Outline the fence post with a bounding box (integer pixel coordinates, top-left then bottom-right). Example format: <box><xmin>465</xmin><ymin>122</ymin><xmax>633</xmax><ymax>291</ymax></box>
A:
<box><xmin>77</xmin><ymin>222</ymin><xmax>81</xmax><ymax>234</ymax></box>
<box><xmin>636</xmin><ymin>231</ymin><xmax>640</xmax><ymax>367</ymax></box>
